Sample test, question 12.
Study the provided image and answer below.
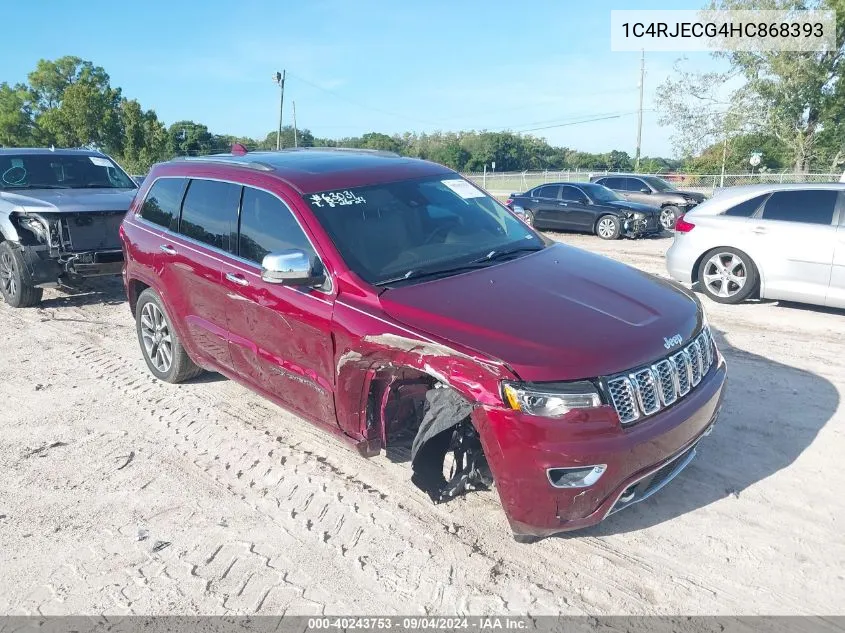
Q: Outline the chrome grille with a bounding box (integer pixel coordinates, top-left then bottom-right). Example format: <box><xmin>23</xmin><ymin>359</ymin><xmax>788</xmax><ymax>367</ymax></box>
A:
<box><xmin>630</xmin><ymin>368</ymin><xmax>660</xmax><ymax>415</ymax></box>
<box><xmin>688</xmin><ymin>340</ymin><xmax>703</xmax><ymax>386</ymax></box>
<box><xmin>606</xmin><ymin>327</ymin><xmax>716</xmax><ymax>426</ymax></box>
<box><xmin>672</xmin><ymin>350</ymin><xmax>691</xmax><ymax>396</ymax></box>
<box><xmin>607</xmin><ymin>377</ymin><xmax>639</xmax><ymax>425</ymax></box>
<box><xmin>653</xmin><ymin>360</ymin><xmax>677</xmax><ymax>406</ymax></box>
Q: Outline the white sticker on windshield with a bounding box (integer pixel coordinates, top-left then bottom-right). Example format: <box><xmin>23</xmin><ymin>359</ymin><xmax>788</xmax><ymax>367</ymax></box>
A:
<box><xmin>89</xmin><ymin>156</ymin><xmax>112</xmax><ymax>167</ymax></box>
<box><xmin>309</xmin><ymin>190</ymin><xmax>366</xmax><ymax>208</ymax></box>
<box><xmin>442</xmin><ymin>179</ymin><xmax>485</xmax><ymax>199</ymax></box>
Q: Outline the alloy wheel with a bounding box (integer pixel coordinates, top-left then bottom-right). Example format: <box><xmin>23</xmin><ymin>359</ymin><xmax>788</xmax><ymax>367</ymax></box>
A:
<box><xmin>702</xmin><ymin>252</ymin><xmax>747</xmax><ymax>298</ymax></box>
<box><xmin>597</xmin><ymin>218</ymin><xmax>617</xmax><ymax>238</ymax></box>
<box><xmin>660</xmin><ymin>208</ymin><xmax>676</xmax><ymax>231</ymax></box>
<box><xmin>140</xmin><ymin>302</ymin><xmax>173</xmax><ymax>373</ymax></box>
<box><xmin>0</xmin><ymin>252</ymin><xmax>17</xmax><ymax>298</ymax></box>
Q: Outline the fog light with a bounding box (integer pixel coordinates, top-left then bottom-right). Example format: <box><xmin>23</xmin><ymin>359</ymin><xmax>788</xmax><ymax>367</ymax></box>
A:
<box><xmin>547</xmin><ymin>465</ymin><xmax>606</xmax><ymax>489</ymax></box>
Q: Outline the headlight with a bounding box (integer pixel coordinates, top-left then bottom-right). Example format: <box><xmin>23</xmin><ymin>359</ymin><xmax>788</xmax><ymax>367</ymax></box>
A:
<box><xmin>16</xmin><ymin>216</ymin><xmax>48</xmax><ymax>242</ymax></box>
<box><xmin>502</xmin><ymin>381</ymin><xmax>602</xmax><ymax>417</ymax></box>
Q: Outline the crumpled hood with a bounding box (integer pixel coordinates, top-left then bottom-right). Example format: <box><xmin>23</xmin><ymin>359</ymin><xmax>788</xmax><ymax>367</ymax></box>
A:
<box><xmin>680</xmin><ymin>190</ymin><xmax>707</xmax><ymax>203</ymax></box>
<box><xmin>1</xmin><ymin>188</ymin><xmax>137</xmax><ymax>214</ymax></box>
<box><xmin>379</xmin><ymin>243</ymin><xmax>703</xmax><ymax>382</ymax></box>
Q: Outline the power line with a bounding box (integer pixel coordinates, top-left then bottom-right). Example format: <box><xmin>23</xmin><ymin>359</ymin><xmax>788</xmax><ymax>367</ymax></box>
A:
<box><xmin>635</xmin><ymin>50</ymin><xmax>645</xmax><ymax>172</ymax></box>
<box><xmin>286</xmin><ymin>72</ymin><xmax>439</xmax><ymax>126</ymax></box>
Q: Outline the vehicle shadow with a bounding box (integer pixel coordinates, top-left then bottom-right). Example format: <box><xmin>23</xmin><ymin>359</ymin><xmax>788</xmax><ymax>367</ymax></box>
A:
<box><xmin>185</xmin><ymin>372</ymin><xmax>227</xmax><ymax>384</ymax></box>
<box><xmin>571</xmin><ymin>325</ymin><xmax>839</xmax><ymax>537</ymax></box>
<box><xmin>39</xmin><ymin>277</ymin><xmax>127</xmax><ymax>309</ymax></box>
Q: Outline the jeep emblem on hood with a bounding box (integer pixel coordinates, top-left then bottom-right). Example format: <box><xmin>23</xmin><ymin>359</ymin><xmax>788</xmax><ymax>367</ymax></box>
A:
<box><xmin>663</xmin><ymin>334</ymin><xmax>683</xmax><ymax>349</ymax></box>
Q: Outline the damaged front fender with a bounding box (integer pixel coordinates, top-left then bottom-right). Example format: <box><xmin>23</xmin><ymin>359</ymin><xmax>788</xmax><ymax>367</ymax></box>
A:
<box><xmin>331</xmin><ymin>305</ymin><xmax>513</xmax><ymax>504</ymax></box>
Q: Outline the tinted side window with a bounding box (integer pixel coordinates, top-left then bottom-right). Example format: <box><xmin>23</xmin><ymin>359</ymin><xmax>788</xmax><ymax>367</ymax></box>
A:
<box><xmin>626</xmin><ymin>178</ymin><xmax>648</xmax><ymax>192</ymax></box>
<box><xmin>139</xmin><ymin>178</ymin><xmax>185</xmax><ymax>230</ymax></box>
<box><xmin>760</xmin><ymin>190</ymin><xmax>838</xmax><ymax>225</ymax></box>
<box><xmin>560</xmin><ymin>185</ymin><xmax>588</xmax><ymax>203</ymax></box>
<box><xmin>239</xmin><ymin>187</ymin><xmax>315</xmax><ymax>264</ymax></box>
<box><xmin>724</xmin><ymin>194</ymin><xmax>768</xmax><ymax>217</ymax></box>
<box><xmin>601</xmin><ymin>177</ymin><xmax>624</xmax><ymax>190</ymax></box>
<box><xmin>179</xmin><ymin>179</ymin><xmax>242</xmax><ymax>252</ymax></box>
<box><xmin>537</xmin><ymin>185</ymin><xmax>560</xmax><ymax>199</ymax></box>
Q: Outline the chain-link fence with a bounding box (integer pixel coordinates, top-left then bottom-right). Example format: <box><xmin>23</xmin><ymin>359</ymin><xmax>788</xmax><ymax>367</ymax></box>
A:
<box><xmin>462</xmin><ymin>170</ymin><xmax>844</xmax><ymax>198</ymax></box>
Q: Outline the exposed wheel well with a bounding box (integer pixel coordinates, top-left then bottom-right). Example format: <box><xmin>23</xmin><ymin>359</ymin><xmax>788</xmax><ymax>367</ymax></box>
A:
<box><xmin>363</xmin><ymin>367</ymin><xmax>491</xmax><ymax>502</ymax></box>
<box><xmin>127</xmin><ymin>279</ymin><xmax>150</xmax><ymax>315</ymax></box>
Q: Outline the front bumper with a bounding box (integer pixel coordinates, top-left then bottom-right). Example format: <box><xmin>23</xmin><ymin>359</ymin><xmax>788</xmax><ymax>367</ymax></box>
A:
<box><xmin>475</xmin><ymin>358</ymin><xmax>726</xmax><ymax>537</ymax></box>
<box><xmin>623</xmin><ymin>216</ymin><xmax>662</xmax><ymax>237</ymax></box>
<box><xmin>25</xmin><ymin>247</ymin><xmax>124</xmax><ymax>286</ymax></box>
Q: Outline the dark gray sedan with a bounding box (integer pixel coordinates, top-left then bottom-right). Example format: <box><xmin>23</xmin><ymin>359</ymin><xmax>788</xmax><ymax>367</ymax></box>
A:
<box><xmin>505</xmin><ymin>182</ymin><xmax>662</xmax><ymax>240</ymax></box>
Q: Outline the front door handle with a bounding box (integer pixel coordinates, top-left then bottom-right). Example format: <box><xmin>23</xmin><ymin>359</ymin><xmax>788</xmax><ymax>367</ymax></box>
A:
<box><xmin>752</xmin><ymin>226</ymin><xmax>768</xmax><ymax>234</ymax></box>
<box><xmin>225</xmin><ymin>272</ymin><xmax>249</xmax><ymax>287</ymax></box>
<box><xmin>159</xmin><ymin>244</ymin><xmax>176</xmax><ymax>254</ymax></box>
<box><xmin>558</xmin><ymin>202</ymin><xmax>568</xmax><ymax>206</ymax></box>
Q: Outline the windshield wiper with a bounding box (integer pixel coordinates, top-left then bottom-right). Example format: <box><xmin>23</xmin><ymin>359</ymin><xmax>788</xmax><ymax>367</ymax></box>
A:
<box><xmin>375</xmin><ymin>262</ymin><xmax>493</xmax><ymax>288</ymax></box>
<box><xmin>472</xmin><ymin>245</ymin><xmax>544</xmax><ymax>263</ymax></box>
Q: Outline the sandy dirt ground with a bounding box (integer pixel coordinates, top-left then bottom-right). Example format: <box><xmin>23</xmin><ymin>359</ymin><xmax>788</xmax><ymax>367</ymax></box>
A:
<box><xmin>0</xmin><ymin>230</ymin><xmax>843</xmax><ymax>616</ymax></box>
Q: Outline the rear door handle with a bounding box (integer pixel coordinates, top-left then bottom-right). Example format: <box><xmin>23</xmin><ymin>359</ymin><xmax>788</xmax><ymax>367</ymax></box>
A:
<box><xmin>225</xmin><ymin>272</ymin><xmax>249</xmax><ymax>287</ymax></box>
<box><xmin>752</xmin><ymin>226</ymin><xmax>768</xmax><ymax>234</ymax></box>
<box><xmin>558</xmin><ymin>202</ymin><xmax>568</xmax><ymax>206</ymax></box>
<box><xmin>159</xmin><ymin>244</ymin><xmax>176</xmax><ymax>254</ymax></box>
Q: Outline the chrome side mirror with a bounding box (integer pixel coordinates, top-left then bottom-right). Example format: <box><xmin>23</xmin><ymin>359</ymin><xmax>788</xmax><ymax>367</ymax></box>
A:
<box><xmin>260</xmin><ymin>249</ymin><xmax>326</xmax><ymax>287</ymax></box>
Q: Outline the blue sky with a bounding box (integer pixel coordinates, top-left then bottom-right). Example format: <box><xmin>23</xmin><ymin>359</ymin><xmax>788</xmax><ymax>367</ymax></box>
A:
<box><xmin>0</xmin><ymin>0</ymin><xmax>723</xmax><ymax>158</ymax></box>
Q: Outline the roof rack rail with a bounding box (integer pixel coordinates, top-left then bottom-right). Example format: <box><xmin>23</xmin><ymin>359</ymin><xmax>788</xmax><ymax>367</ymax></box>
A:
<box><xmin>174</xmin><ymin>155</ymin><xmax>274</xmax><ymax>171</ymax></box>
<box><xmin>273</xmin><ymin>146</ymin><xmax>401</xmax><ymax>158</ymax></box>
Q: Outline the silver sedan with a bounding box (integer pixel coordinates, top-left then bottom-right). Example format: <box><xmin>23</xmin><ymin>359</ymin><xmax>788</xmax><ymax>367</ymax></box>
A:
<box><xmin>666</xmin><ymin>183</ymin><xmax>845</xmax><ymax>309</ymax></box>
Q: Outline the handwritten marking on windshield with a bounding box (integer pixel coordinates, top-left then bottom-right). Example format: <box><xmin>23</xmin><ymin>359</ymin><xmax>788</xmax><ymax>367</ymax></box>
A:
<box><xmin>309</xmin><ymin>191</ymin><xmax>366</xmax><ymax>208</ymax></box>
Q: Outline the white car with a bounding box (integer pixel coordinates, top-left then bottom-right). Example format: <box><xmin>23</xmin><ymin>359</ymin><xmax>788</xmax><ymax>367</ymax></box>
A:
<box><xmin>665</xmin><ymin>183</ymin><xmax>845</xmax><ymax>309</ymax></box>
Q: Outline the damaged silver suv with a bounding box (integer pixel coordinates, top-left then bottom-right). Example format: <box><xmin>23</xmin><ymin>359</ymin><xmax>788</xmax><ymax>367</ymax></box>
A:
<box><xmin>0</xmin><ymin>148</ymin><xmax>138</xmax><ymax>307</ymax></box>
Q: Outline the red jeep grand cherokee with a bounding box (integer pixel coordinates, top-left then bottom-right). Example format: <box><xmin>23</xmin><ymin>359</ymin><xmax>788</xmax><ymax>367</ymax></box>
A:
<box><xmin>120</xmin><ymin>147</ymin><xmax>726</xmax><ymax>541</ymax></box>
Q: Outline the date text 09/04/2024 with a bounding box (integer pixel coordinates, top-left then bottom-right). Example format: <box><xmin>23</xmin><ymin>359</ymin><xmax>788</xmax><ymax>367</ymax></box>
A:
<box><xmin>307</xmin><ymin>617</ymin><xmax>528</xmax><ymax>630</ymax></box>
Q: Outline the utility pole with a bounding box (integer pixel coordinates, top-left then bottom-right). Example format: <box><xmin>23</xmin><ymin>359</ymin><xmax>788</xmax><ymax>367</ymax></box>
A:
<box><xmin>292</xmin><ymin>100</ymin><xmax>298</xmax><ymax>148</ymax></box>
<box><xmin>273</xmin><ymin>70</ymin><xmax>286</xmax><ymax>151</ymax></box>
<box><xmin>634</xmin><ymin>50</ymin><xmax>644</xmax><ymax>172</ymax></box>
<box><xmin>720</xmin><ymin>135</ymin><xmax>728</xmax><ymax>188</ymax></box>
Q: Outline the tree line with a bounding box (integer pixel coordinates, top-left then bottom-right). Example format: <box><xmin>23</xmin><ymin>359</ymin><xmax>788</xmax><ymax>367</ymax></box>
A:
<box><xmin>656</xmin><ymin>0</ymin><xmax>845</xmax><ymax>175</ymax></box>
<box><xmin>1</xmin><ymin>56</ymin><xmax>681</xmax><ymax>176</ymax></box>
<box><xmin>6</xmin><ymin>39</ymin><xmax>844</xmax><ymax>178</ymax></box>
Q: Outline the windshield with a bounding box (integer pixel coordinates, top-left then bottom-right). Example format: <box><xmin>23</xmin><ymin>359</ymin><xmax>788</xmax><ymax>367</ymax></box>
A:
<box><xmin>579</xmin><ymin>183</ymin><xmax>621</xmax><ymax>203</ymax></box>
<box><xmin>641</xmin><ymin>176</ymin><xmax>675</xmax><ymax>192</ymax></box>
<box><xmin>0</xmin><ymin>153</ymin><xmax>136</xmax><ymax>190</ymax></box>
<box><xmin>305</xmin><ymin>175</ymin><xmax>545</xmax><ymax>285</ymax></box>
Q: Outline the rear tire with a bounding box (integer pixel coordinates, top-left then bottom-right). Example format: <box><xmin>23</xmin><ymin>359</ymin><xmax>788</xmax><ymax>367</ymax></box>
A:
<box><xmin>697</xmin><ymin>247</ymin><xmax>758</xmax><ymax>304</ymax></box>
<box><xmin>0</xmin><ymin>242</ymin><xmax>43</xmax><ymax>308</ymax></box>
<box><xmin>135</xmin><ymin>288</ymin><xmax>203</xmax><ymax>383</ymax></box>
<box><xmin>523</xmin><ymin>210</ymin><xmax>536</xmax><ymax>228</ymax></box>
<box><xmin>595</xmin><ymin>215</ymin><xmax>621</xmax><ymax>240</ymax></box>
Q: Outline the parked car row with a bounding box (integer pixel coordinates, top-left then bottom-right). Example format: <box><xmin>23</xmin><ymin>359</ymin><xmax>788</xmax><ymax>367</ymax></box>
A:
<box><xmin>504</xmin><ymin>182</ymin><xmax>663</xmax><ymax>239</ymax></box>
<box><xmin>505</xmin><ymin>174</ymin><xmax>706</xmax><ymax>235</ymax></box>
<box><xmin>3</xmin><ymin>146</ymin><xmax>841</xmax><ymax>542</ymax></box>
